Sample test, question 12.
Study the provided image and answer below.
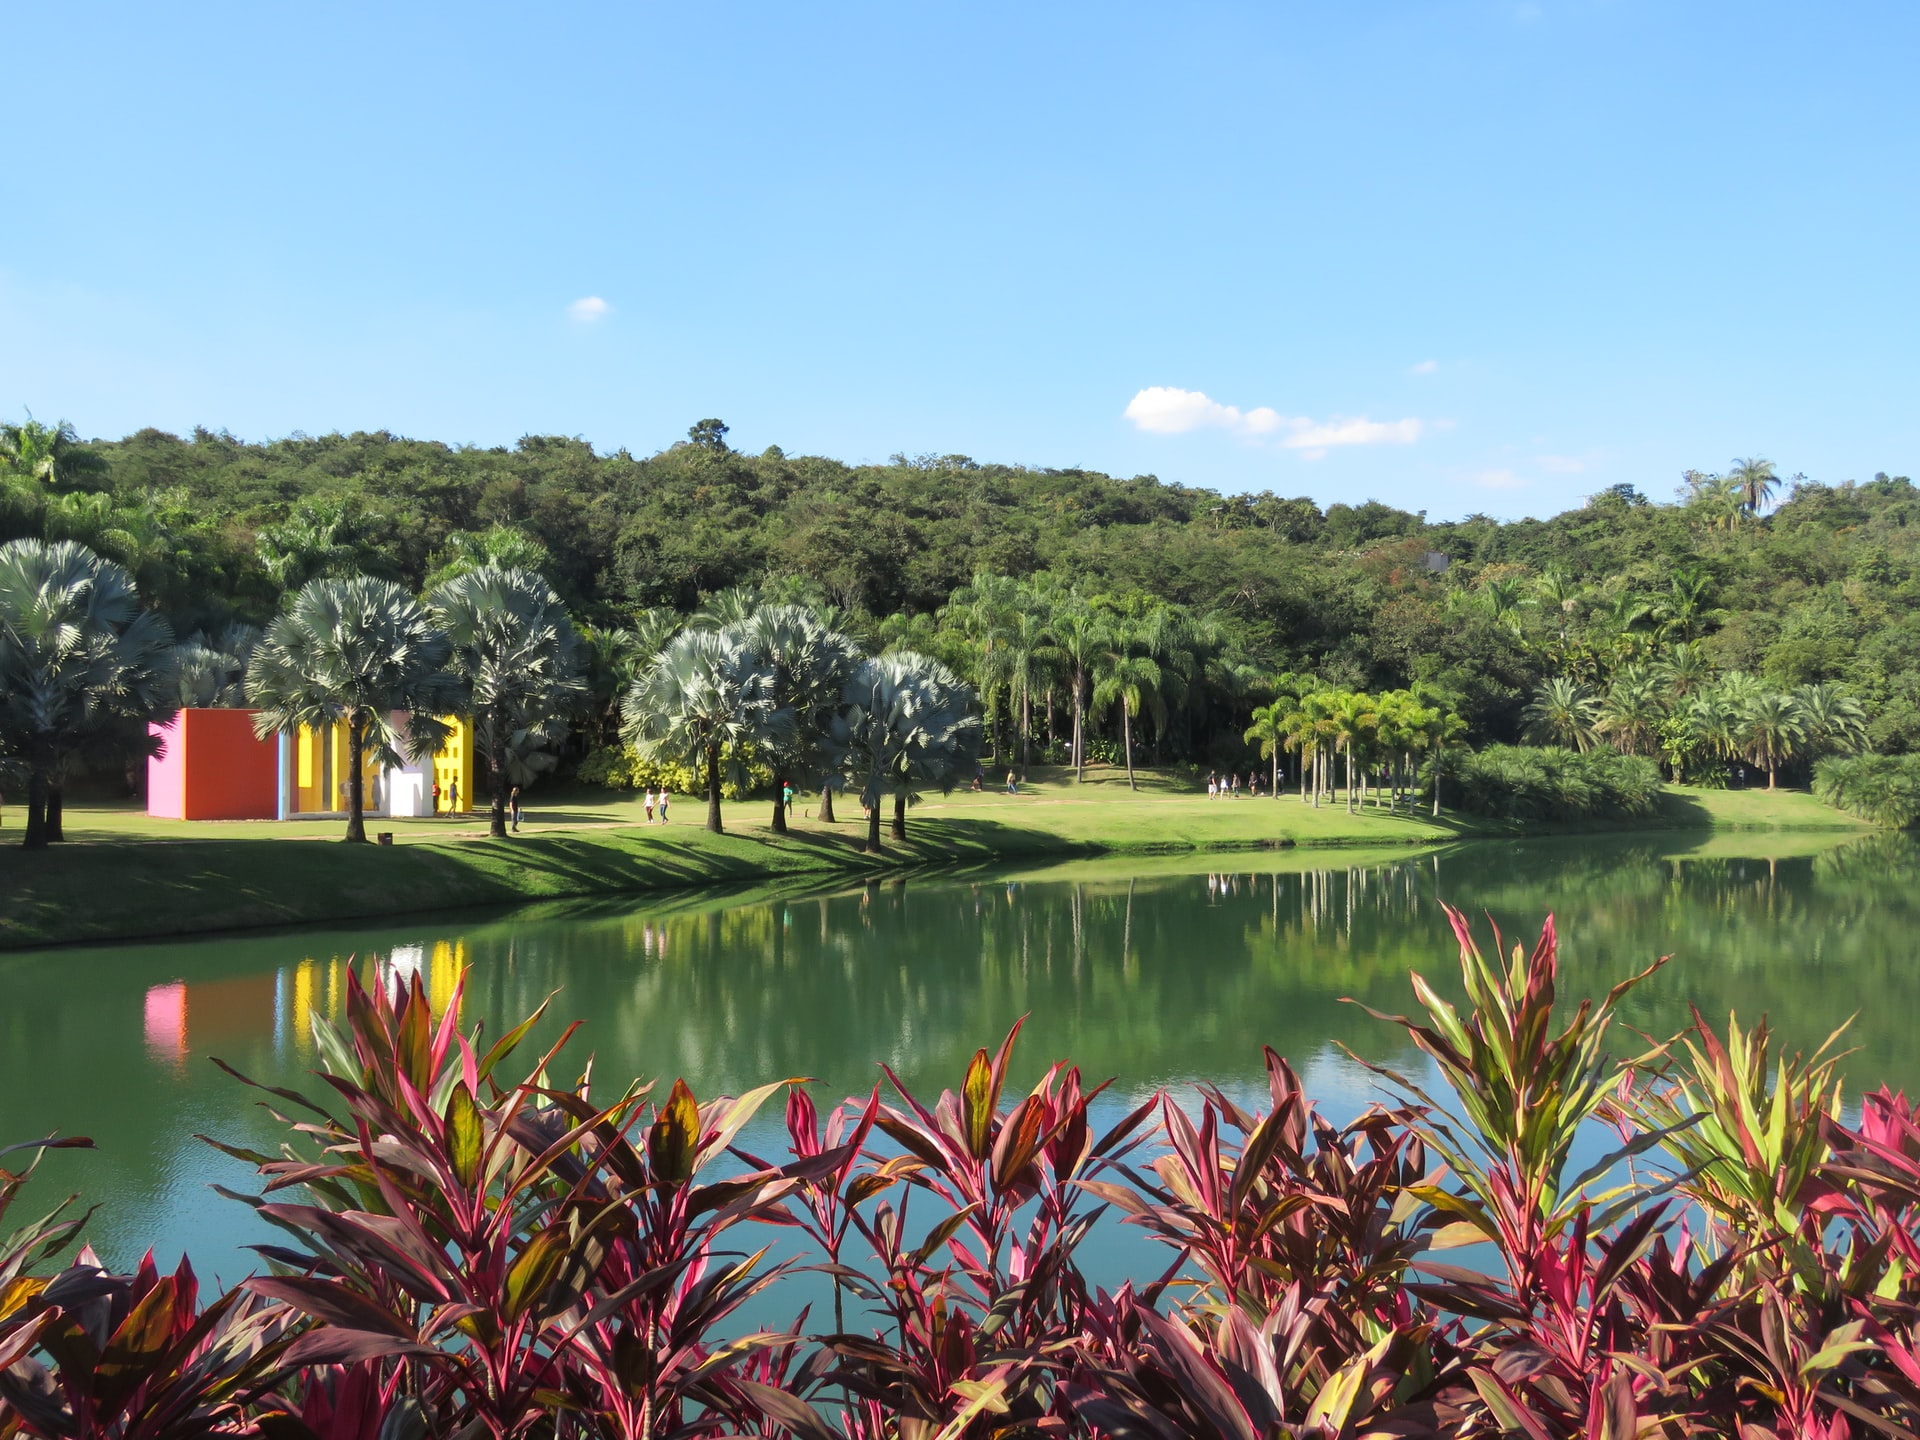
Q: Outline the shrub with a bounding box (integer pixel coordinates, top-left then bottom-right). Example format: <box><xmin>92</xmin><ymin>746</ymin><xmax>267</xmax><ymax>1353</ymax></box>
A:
<box><xmin>1438</xmin><ymin>742</ymin><xmax>1662</xmax><ymax>820</ymax></box>
<box><xmin>11</xmin><ymin>916</ymin><xmax>1920</xmax><ymax>1439</ymax></box>
<box><xmin>1814</xmin><ymin>751</ymin><xmax>1920</xmax><ymax>826</ymax></box>
<box><xmin>575</xmin><ymin>742</ymin><xmax>771</xmax><ymax>798</ymax></box>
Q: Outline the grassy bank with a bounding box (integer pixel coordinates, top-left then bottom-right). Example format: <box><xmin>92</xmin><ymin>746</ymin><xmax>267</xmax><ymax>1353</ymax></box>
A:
<box><xmin>0</xmin><ymin>765</ymin><xmax>1867</xmax><ymax>949</ymax></box>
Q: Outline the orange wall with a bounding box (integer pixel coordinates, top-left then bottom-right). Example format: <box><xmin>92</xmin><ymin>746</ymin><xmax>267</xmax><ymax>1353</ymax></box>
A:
<box><xmin>181</xmin><ymin>710</ymin><xmax>279</xmax><ymax>820</ymax></box>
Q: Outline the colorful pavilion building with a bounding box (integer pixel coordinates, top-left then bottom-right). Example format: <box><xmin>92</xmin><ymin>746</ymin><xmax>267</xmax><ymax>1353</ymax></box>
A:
<box><xmin>148</xmin><ymin>710</ymin><xmax>474</xmax><ymax>820</ymax></box>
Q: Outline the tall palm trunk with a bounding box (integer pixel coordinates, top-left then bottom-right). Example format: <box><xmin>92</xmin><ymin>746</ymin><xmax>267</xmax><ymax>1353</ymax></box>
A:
<box><xmin>1271</xmin><ymin>747</ymin><xmax>1278</xmax><ymax>798</ymax></box>
<box><xmin>1072</xmin><ymin>674</ymin><xmax>1086</xmax><ymax>779</ymax></box>
<box><xmin>489</xmin><ymin>711</ymin><xmax>510</xmax><ymax>838</ymax></box>
<box><xmin>344</xmin><ymin>710</ymin><xmax>368</xmax><ymax>843</ymax></box>
<box><xmin>1020</xmin><ymin>689</ymin><xmax>1032</xmax><ymax>780</ymax></box>
<box><xmin>22</xmin><ymin>761</ymin><xmax>50</xmax><ymax>851</ymax></box>
<box><xmin>892</xmin><ymin>790</ymin><xmax>907</xmax><ymax>841</ymax></box>
<box><xmin>46</xmin><ymin>780</ymin><xmax>64</xmax><ymax>842</ymax></box>
<box><xmin>771</xmin><ymin>773</ymin><xmax>789</xmax><ymax>835</ymax></box>
<box><xmin>1122</xmin><ymin>702</ymin><xmax>1137</xmax><ymax>791</ymax></box>
<box><xmin>705</xmin><ymin>742</ymin><xmax>724</xmax><ymax>833</ymax></box>
<box><xmin>865</xmin><ymin>793</ymin><xmax>883</xmax><ymax>854</ymax></box>
<box><xmin>819</xmin><ymin>784</ymin><xmax>836</xmax><ymax>822</ymax></box>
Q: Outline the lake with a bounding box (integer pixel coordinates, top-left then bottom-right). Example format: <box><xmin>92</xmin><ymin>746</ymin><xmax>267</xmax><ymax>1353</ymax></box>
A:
<box><xmin>5</xmin><ymin>829</ymin><xmax>1917</xmax><ymax>1280</ymax></box>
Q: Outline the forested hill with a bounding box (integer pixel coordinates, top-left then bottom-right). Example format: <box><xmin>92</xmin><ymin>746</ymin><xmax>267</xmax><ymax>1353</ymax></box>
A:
<box><xmin>8</xmin><ymin>419</ymin><xmax>1920</xmax><ymax>748</ymax></box>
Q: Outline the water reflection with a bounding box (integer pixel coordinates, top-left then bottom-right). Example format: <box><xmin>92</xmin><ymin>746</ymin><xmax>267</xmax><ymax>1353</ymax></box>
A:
<box><xmin>4</xmin><ymin>830</ymin><xmax>1916</xmax><ymax>1274</ymax></box>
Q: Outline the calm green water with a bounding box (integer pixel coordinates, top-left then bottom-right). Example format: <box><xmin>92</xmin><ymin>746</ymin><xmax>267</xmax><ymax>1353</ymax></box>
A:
<box><xmin>4</xmin><ymin>831</ymin><xmax>1918</xmax><ymax>1279</ymax></box>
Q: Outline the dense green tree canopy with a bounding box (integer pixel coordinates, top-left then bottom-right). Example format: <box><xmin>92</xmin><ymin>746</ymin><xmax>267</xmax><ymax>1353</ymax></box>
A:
<box><xmin>7</xmin><ymin>416</ymin><xmax>1920</xmax><ymax>772</ymax></box>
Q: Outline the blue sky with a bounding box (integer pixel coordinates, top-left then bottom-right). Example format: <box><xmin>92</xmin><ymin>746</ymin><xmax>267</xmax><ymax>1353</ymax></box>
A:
<box><xmin>3</xmin><ymin>2</ymin><xmax>1915</xmax><ymax>519</ymax></box>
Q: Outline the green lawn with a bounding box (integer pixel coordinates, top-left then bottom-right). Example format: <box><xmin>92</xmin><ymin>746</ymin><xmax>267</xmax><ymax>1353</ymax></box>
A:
<box><xmin>0</xmin><ymin>765</ymin><xmax>1867</xmax><ymax>950</ymax></box>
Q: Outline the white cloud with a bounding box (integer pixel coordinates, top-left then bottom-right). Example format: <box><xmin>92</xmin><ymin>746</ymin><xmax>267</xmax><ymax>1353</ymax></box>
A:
<box><xmin>568</xmin><ymin>296</ymin><xmax>610</xmax><ymax>322</ymax></box>
<box><xmin>1279</xmin><ymin>416</ymin><xmax>1423</xmax><ymax>450</ymax></box>
<box><xmin>1123</xmin><ymin>386</ymin><xmax>1281</xmax><ymax>437</ymax></box>
<box><xmin>1409</xmin><ymin>359</ymin><xmax>1439</xmax><ymax>375</ymax></box>
<box><xmin>1124</xmin><ymin>386</ymin><xmax>1423</xmax><ymax>453</ymax></box>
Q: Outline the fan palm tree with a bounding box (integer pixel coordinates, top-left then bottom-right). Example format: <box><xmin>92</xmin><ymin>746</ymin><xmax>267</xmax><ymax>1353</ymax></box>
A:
<box><xmin>172</xmin><ymin>623</ymin><xmax>260</xmax><ymax>708</ymax></box>
<box><xmin>1729</xmin><ymin>456</ymin><xmax>1781</xmax><ymax>519</ymax></box>
<box><xmin>0</xmin><ymin>539</ymin><xmax>178</xmax><ymax>848</ymax></box>
<box><xmin>1522</xmin><ymin>677</ymin><xmax>1601</xmax><ymax>752</ymax></box>
<box><xmin>622</xmin><ymin>626</ymin><xmax>789</xmax><ymax>834</ymax></box>
<box><xmin>832</xmin><ymin>652</ymin><xmax>981</xmax><ymax>852</ymax></box>
<box><xmin>246</xmin><ymin>576</ymin><xmax>458</xmax><ymax>843</ymax></box>
<box><xmin>429</xmin><ymin>565</ymin><xmax>587</xmax><ymax>838</ymax></box>
<box><xmin>745</xmin><ymin>603</ymin><xmax>862</xmax><ymax>833</ymax></box>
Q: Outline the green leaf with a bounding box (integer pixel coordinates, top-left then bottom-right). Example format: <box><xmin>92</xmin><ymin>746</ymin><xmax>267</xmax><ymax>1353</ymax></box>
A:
<box><xmin>445</xmin><ymin>1082</ymin><xmax>483</xmax><ymax>1190</ymax></box>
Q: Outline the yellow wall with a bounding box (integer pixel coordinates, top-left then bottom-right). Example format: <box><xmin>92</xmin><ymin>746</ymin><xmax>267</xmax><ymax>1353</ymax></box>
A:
<box><xmin>431</xmin><ymin>717</ymin><xmax>474</xmax><ymax>812</ymax></box>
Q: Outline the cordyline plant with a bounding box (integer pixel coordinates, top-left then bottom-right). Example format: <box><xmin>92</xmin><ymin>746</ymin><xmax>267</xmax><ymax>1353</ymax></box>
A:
<box><xmin>10</xmin><ymin>909</ymin><xmax>1920</xmax><ymax>1439</ymax></box>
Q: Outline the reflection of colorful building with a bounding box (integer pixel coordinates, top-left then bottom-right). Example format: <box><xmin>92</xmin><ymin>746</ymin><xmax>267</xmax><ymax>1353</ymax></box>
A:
<box><xmin>142</xmin><ymin>942</ymin><xmax>466</xmax><ymax>1065</ymax></box>
<box><xmin>148</xmin><ymin>711</ymin><xmax>475</xmax><ymax>819</ymax></box>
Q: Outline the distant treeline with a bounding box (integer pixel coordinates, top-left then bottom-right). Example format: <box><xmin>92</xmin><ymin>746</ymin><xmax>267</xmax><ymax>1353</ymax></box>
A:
<box><xmin>6</xmin><ymin>416</ymin><xmax>1920</xmax><ymax>761</ymax></box>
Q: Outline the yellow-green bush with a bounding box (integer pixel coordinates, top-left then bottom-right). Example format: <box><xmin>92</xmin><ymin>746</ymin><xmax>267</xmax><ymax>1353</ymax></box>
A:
<box><xmin>575</xmin><ymin>744</ymin><xmax>772</xmax><ymax>800</ymax></box>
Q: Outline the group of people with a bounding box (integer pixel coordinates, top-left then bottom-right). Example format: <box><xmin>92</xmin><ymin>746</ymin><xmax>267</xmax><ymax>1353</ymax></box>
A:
<box><xmin>1205</xmin><ymin>770</ymin><xmax>1267</xmax><ymax>798</ymax></box>
<box><xmin>641</xmin><ymin>788</ymin><xmax>672</xmax><ymax>823</ymax></box>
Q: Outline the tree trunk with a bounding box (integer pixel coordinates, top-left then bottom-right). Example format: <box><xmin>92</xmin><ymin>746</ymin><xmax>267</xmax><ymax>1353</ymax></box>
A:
<box><xmin>865</xmin><ymin>792</ymin><xmax>883</xmax><ymax>854</ymax></box>
<box><xmin>1122</xmin><ymin>703</ymin><xmax>1137</xmax><ymax>791</ymax></box>
<box><xmin>22</xmin><ymin>762</ymin><xmax>49</xmax><ymax>851</ymax></box>
<box><xmin>46</xmin><ymin>781</ymin><xmax>64</xmax><ymax>842</ymax></box>
<box><xmin>489</xmin><ymin>712</ymin><xmax>510</xmax><ymax>838</ymax></box>
<box><xmin>705</xmin><ymin>743</ymin><xmax>724</xmax><ymax>833</ymax></box>
<box><xmin>344</xmin><ymin>711</ymin><xmax>368</xmax><ymax>842</ymax></box>
<box><xmin>891</xmin><ymin>790</ymin><xmax>907</xmax><ymax>841</ymax></box>
<box><xmin>1271</xmin><ymin>747</ymin><xmax>1279</xmax><ymax>798</ymax></box>
<box><xmin>1072</xmin><ymin>675</ymin><xmax>1085</xmax><ymax>779</ymax></box>
<box><xmin>1020</xmin><ymin>689</ymin><xmax>1031</xmax><ymax>780</ymax></box>
<box><xmin>1768</xmin><ymin>760</ymin><xmax>1777</xmax><ymax>791</ymax></box>
<box><xmin>771</xmin><ymin>773</ymin><xmax>788</xmax><ymax>835</ymax></box>
<box><xmin>1433</xmin><ymin>750</ymin><xmax>1443</xmax><ymax>817</ymax></box>
<box><xmin>819</xmin><ymin>784</ymin><xmax>836</xmax><ymax>822</ymax></box>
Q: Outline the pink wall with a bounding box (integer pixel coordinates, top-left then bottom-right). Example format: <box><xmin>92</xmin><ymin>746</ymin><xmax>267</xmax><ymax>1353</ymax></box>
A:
<box><xmin>147</xmin><ymin>710</ymin><xmax>279</xmax><ymax>820</ymax></box>
<box><xmin>147</xmin><ymin>715</ymin><xmax>188</xmax><ymax>818</ymax></box>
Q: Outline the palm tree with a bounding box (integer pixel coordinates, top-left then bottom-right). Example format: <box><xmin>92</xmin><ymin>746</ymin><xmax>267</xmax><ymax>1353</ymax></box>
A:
<box><xmin>1522</xmin><ymin>677</ymin><xmax>1601</xmax><ymax>752</ymax></box>
<box><xmin>1738</xmin><ymin>690</ymin><xmax>1807</xmax><ymax>790</ymax></box>
<box><xmin>1728</xmin><ymin>456</ymin><xmax>1781</xmax><ymax>519</ymax></box>
<box><xmin>172</xmin><ymin>623</ymin><xmax>260</xmax><ymax>707</ymax></box>
<box><xmin>1653</xmin><ymin>567</ymin><xmax>1717</xmax><ymax>642</ymax></box>
<box><xmin>579</xmin><ymin>612</ymin><xmax>677</xmax><ymax>748</ymax></box>
<box><xmin>1050</xmin><ymin>598</ymin><xmax>1107</xmax><ymax>779</ymax></box>
<box><xmin>1420</xmin><ymin>706</ymin><xmax>1468</xmax><ymax>816</ymax></box>
<box><xmin>1794</xmin><ymin>683</ymin><xmax>1868</xmax><ymax>759</ymax></box>
<box><xmin>247</xmin><ymin>576</ymin><xmax>458</xmax><ymax>843</ymax></box>
<box><xmin>1328</xmin><ymin>690</ymin><xmax>1380</xmax><ymax>813</ymax></box>
<box><xmin>1244</xmin><ymin>700</ymin><xmax>1288</xmax><ymax>798</ymax></box>
<box><xmin>1596</xmin><ymin>666</ymin><xmax>1667</xmax><ymax>757</ymax></box>
<box><xmin>942</xmin><ymin>573</ymin><xmax>1022</xmax><ymax>763</ymax></box>
<box><xmin>745</xmin><ymin>603</ymin><xmax>861</xmax><ymax>833</ymax></box>
<box><xmin>425</xmin><ymin>525</ymin><xmax>554</xmax><ymax>589</ymax></box>
<box><xmin>0</xmin><ymin>416</ymin><xmax>108</xmax><ymax>490</ymax></box>
<box><xmin>1655</xmin><ymin>641</ymin><xmax>1715</xmax><ymax>698</ymax></box>
<box><xmin>255</xmin><ymin>498</ymin><xmax>368</xmax><ymax>590</ymax></box>
<box><xmin>0</xmin><ymin>539</ymin><xmax>178</xmax><ymax>848</ymax></box>
<box><xmin>623</xmin><ymin>626</ymin><xmax>789</xmax><ymax>835</ymax></box>
<box><xmin>1091</xmin><ymin>627</ymin><xmax>1164</xmax><ymax>792</ymax></box>
<box><xmin>832</xmin><ymin>653</ymin><xmax>981</xmax><ymax>852</ymax></box>
<box><xmin>998</xmin><ymin>598</ymin><xmax>1061</xmax><ymax>780</ymax></box>
<box><xmin>429</xmin><ymin>565</ymin><xmax>587</xmax><ymax>838</ymax></box>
